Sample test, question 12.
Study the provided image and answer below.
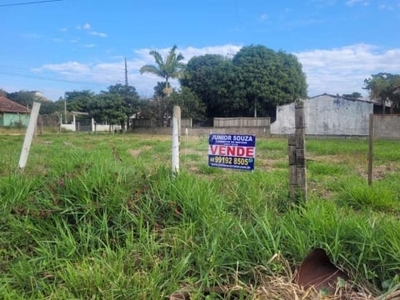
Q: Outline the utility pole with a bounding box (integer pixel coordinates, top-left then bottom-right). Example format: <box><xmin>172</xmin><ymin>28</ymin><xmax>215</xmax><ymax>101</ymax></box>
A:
<box><xmin>124</xmin><ymin>57</ymin><xmax>129</xmax><ymax>131</ymax></box>
<box><xmin>125</xmin><ymin>57</ymin><xmax>129</xmax><ymax>87</ymax></box>
<box><xmin>64</xmin><ymin>97</ymin><xmax>67</xmax><ymax>124</ymax></box>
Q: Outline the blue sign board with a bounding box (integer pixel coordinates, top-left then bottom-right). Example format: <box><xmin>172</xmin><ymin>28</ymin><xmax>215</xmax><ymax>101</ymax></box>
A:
<box><xmin>208</xmin><ymin>134</ymin><xmax>256</xmax><ymax>171</ymax></box>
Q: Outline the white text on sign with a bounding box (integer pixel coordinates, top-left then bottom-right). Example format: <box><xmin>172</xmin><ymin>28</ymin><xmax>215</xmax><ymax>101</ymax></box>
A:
<box><xmin>209</xmin><ymin>145</ymin><xmax>254</xmax><ymax>157</ymax></box>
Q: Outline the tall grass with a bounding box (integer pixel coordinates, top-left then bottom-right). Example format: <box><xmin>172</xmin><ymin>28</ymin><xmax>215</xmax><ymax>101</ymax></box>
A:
<box><xmin>0</xmin><ymin>134</ymin><xmax>399</xmax><ymax>298</ymax></box>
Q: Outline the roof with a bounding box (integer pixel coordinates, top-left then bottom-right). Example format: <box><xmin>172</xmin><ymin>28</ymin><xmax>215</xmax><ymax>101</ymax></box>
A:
<box><xmin>0</xmin><ymin>96</ymin><xmax>31</xmax><ymax>113</ymax></box>
<box><xmin>308</xmin><ymin>93</ymin><xmax>376</xmax><ymax>104</ymax></box>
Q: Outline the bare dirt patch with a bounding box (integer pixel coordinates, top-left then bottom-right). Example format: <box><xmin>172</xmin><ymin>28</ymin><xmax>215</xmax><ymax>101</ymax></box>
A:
<box><xmin>356</xmin><ymin>162</ymin><xmax>400</xmax><ymax>181</ymax></box>
<box><xmin>128</xmin><ymin>145</ymin><xmax>152</xmax><ymax>157</ymax></box>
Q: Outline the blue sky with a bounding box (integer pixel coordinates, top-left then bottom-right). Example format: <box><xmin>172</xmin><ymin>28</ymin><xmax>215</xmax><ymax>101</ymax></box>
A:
<box><xmin>1</xmin><ymin>0</ymin><xmax>399</xmax><ymax>100</ymax></box>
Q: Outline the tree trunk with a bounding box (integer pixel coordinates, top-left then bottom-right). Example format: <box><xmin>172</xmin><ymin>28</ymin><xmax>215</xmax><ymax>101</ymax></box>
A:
<box><xmin>254</xmin><ymin>98</ymin><xmax>257</xmax><ymax>118</ymax></box>
<box><xmin>382</xmin><ymin>98</ymin><xmax>386</xmax><ymax>114</ymax></box>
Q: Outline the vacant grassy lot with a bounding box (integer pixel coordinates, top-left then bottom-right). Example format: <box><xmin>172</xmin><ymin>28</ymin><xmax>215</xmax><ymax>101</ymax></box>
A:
<box><xmin>0</xmin><ymin>132</ymin><xmax>399</xmax><ymax>299</ymax></box>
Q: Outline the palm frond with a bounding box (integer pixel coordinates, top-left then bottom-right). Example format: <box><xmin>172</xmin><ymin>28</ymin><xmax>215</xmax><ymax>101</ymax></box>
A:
<box><xmin>149</xmin><ymin>50</ymin><xmax>164</xmax><ymax>69</ymax></box>
<box><xmin>139</xmin><ymin>45</ymin><xmax>186</xmax><ymax>85</ymax></box>
<box><xmin>140</xmin><ymin>65</ymin><xmax>163</xmax><ymax>77</ymax></box>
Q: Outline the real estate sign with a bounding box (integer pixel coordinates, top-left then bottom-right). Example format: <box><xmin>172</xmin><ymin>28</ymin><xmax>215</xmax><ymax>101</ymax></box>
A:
<box><xmin>208</xmin><ymin>134</ymin><xmax>256</xmax><ymax>171</ymax></box>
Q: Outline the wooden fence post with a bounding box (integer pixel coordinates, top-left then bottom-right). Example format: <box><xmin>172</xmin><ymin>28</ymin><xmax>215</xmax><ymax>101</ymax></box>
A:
<box><xmin>368</xmin><ymin>113</ymin><xmax>374</xmax><ymax>186</ymax></box>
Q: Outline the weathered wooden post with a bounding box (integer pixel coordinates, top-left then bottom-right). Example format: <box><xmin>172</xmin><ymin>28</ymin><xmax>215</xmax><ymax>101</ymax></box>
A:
<box><xmin>288</xmin><ymin>100</ymin><xmax>307</xmax><ymax>202</ymax></box>
<box><xmin>288</xmin><ymin>136</ymin><xmax>297</xmax><ymax>199</ymax></box>
<box><xmin>368</xmin><ymin>113</ymin><xmax>374</xmax><ymax>186</ymax></box>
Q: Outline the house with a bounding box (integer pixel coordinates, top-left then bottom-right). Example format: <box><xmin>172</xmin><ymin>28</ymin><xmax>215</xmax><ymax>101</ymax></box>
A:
<box><xmin>0</xmin><ymin>96</ymin><xmax>31</xmax><ymax>127</ymax></box>
<box><xmin>270</xmin><ymin>93</ymin><xmax>385</xmax><ymax>136</ymax></box>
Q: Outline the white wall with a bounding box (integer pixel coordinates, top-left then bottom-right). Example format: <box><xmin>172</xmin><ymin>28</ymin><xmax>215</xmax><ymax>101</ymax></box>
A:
<box><xmin>60</xmin><ymin>117</ymin><xmax>121</xmax><ymax>132</ymax></box>
<box><xmin>271</xmin><ymin>94</ymin><xmax>373</xmax><ymax>136</ymax></box>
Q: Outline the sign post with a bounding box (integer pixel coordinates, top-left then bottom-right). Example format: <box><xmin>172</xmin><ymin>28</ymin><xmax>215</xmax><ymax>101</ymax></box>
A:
<box><xmin>208</xmin><ymin>134</ymin><xmax>256</xmax><ymax>171</ymax></box>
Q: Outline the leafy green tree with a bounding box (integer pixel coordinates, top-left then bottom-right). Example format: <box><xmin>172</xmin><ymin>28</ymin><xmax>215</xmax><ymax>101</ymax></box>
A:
<box><xmin>88</xmin><ymin>92</ymin><xmax>126</xmax><ymax>129</ymax></box>
<box><xmin>7</xmin><ymin>90</ymin><xmax>57</xmax><ymax>115</ymax></box>
<box><xmin>167</xmin><ymin>87</ymin><xmax>206</xmax><ymax>121</ymax></box>
<box><xmin>7</xmin><ymin>90</ymin><xmax>36</xmax><ymax>107</ymax></box>
<box><xmin>180</xmin><ymin>54</ymin><xmax>245</xmax><ymax>118</ymax></box>
<box><xmin>38</xmin><ymin>101</ymin><xmax>58</xmax><ymax>115</ymax></box>
<box><xmin>342</xmin><ymin>92</ymin><xmax>362</xmax><ymax>99</ymax></box>
<box><xmin>105</xmin><ymin>84</ymin><xmax>140</xmax><ymax>129</ymax></box>
<box><xmin>138</xmin><ymin>97</ymin><xmax>169</xmax><ymax>127</ymax></box>
<box><xmin>232</xmin><ymin>45</ymin><xmax>307</xmax><ymax>117</ymax></box>
<box><xmin>140</xmin><ymin>45</ymin><xmax>185</xmax><ymax>96</ymax></box>
<box><xmin>364</xmin><ymin>73</ymin><xmax>400</xmax><ymax>114</ymax></box>
<box><xmin>153</xmin><ymin>81</ymin><xmax>172</xmax><ymax>98</ymax></box>
<box><xmin>64</xmin><ymin>90</ymin><xmax>94</xmax><ymax>112</ymax></box>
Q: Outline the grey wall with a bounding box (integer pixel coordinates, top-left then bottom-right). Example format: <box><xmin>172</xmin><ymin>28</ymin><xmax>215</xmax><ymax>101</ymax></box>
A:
<box><xmin>271</xmin><ymin>95</ymin><xmax>373</xmax><ymax>136</ymax></box>
<box><xmin>373</xmin><ymin>114</ymin><xmax>400</xmax><ymax>139</ymax></box>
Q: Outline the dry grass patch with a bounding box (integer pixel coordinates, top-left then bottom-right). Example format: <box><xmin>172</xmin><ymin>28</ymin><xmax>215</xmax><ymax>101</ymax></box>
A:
<box><xmin>128</xmin><ymin>145</ymin><xmax>153</xmax><ymax>157</ymax></box>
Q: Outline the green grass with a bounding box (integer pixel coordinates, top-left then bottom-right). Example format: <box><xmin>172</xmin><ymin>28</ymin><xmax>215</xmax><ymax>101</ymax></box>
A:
<box><xmin>0</xmin><ymin>133</ymin><xmax>399</xmax><ymax>298</ymax></box>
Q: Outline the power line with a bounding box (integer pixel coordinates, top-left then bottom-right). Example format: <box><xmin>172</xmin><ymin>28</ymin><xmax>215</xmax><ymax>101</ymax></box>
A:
<box><xmin>0</xmin><ymin>0</ymin><xmax>63</xmax><ymax>8</ymax></box>
<box><xmin>0</xmin><ymin>69</ymin><xmax>107</xmax><ymax>87</ymax></box>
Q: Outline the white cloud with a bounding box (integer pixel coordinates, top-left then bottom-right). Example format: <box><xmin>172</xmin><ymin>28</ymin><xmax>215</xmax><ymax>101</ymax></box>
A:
<box><xmin>346</xmin><ymin>0</ymin><xmax>364</xmax><ymax>6</ymax></box>
<box><xmin>32</xmin><ymin>62</ymin><xmax>91</xmax><ymax>78</ymax></box>
<box><xmin>21</xmin><ymin>33</ymin><xmax>42</xmax><ymax>39</ymax></box>
<box><xmin>295</xmin><ymin>44</ymin><xmax>400</xmax><ymax>96</ymax></box>
<box><xmin>31</xmin><ymin>44</ymin><xmax>400</xmax><ymax>99</ymax></box>
<box><xmin>89</xmin><ymin>31</ymin><xmax>107</xmax><ymax>38</ymax></box>
<box><xmin>76</xmin><ymin>23</ymin><xmax>91</xmax><ymax>30</ymax></box>
<box><xmin>259</xmin><ymin>13</ymin><xmax>269</xmax><ymax>22</ymax></box>
<box><xmin>346</xmin><ymin>0</ymin><xmax>369</xmax><ymax>6</ymax></box>
<box><xmin>75</xmin><ymin>23</ymin><xmax>107</xmax><ymax>38</ymax></box>
<box><xmin>379</xmin><ymin>1</ymin><xmax>400</xmax><ymax>10</ymax></box>
<box><xmin>312</xmin><ymin>0</ymin><xmax>337</xmax><ymax>7</ymax></box>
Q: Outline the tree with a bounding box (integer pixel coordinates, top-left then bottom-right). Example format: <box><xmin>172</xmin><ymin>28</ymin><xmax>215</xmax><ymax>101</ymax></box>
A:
<box><xmin>153</xmin><ymin>81</ymin><xmax>172</xmax><ymax>98</ymax></box>
<box><xmin>88</xmin><ymin>92</ymin><xmax>126</xmax><ymax>131</ymax></box>
<box><xmin>138</xmin><ymin>97</ymin><xmax>170</xmax><ymax>127</ymax></box>
<box><xmin>232</xmin><ymin>45</ymin><xmax>307</xmax><ymax>117</ymax></box>
<box><xmin>181</xmin><ymin>46</ymin><xmax>307</xmax><ymax>118</ymax></box>
<box><xmin>167</xmin><ymin>87</ymin><xmax>206</xmax><ymax>121</ymax></box>
<box><xmin>106</xmin><ymin>84</ymin><xmax>140</xmax><ymax>129</ymax></box>
<box><xmin>140</xmin><ymin>45</ymin><xmax>185</xmax><ymax>97</ymax></box>
<box><xmin>180</xmin><ymin>54</ymin><xmax>245</xmax><ymax>118</ymax></box>
<box><xmin>342</xmin><ymin>92</ymin><xmax>362</xmax><ymax>99</ymax></box>
<box><xmin>64</xmin><ymin>90</ymin><xmax>94</xmax><ymax>112</ymax></box>
<box><xmin>364</xmin><ymin>73</ymin><xmax>400</xmax><ymax>114</ymax></box>
<box><xmin>7</xmin><ymin>90</ymin><xmax>58</xmax><ymax>115</ymax></box>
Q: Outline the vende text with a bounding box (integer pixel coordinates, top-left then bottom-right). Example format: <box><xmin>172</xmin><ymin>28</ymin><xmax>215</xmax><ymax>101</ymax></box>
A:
<box><xmin>209</xmin><ymin>145</ymin><xmax>254</xmax><ymax>157</ymax></box>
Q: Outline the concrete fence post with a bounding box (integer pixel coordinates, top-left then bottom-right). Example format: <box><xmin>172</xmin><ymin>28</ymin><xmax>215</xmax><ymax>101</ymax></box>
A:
<box><xmin>19</xmin><ymin>102</ymin><xmax>41</xmax><ymax>169</ymax></box>
<box><xmin>288</xmin><ymin>100</ymin><xmax>307</xmax><ymax>202</ymax></box>
<box><xmin>172</xmin><ymin>106</ymin><xmax>181</xmax><ymax>175</ymax></box>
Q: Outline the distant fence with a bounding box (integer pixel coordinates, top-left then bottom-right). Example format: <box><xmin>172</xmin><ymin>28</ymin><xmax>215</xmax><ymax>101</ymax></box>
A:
<box><xmin>130</xmin><ymin>117</ymin><xmax>271</xmax><ymax>136</ymax></box>
<box><xmin>131</xmin><ymin>118</ymin><xmax>193</xmax><ymax>128</ymax></box>
<box><xmin>131</xmin><ymin>119</ymin><xmax>153</xmax><ymax>127</ymax></box>
<box><xmin>132</xmin><ymin>126</ymin><xmax>270</xmax><ymax>137</ymax></box>
<box><xmin>131</xmin><ymin>117</ymin><xmax>270</xmax><ymax>128</ymax></box>
<box><xmin>181</xmin><ymin>118</ymin><xmax>192</xmax><ymax>128</ymax></box>
<box><xmin>214</xmin><ymin>117</ymin><xmax>270</xmax><ymax>128</ymax></box>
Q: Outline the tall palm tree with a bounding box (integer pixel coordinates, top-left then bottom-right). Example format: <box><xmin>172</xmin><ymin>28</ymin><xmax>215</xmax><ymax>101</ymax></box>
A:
<box><xmin>140</xmin><ymin>45</ymin><xmax>185</xmax><ymax>96</ymax></box>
